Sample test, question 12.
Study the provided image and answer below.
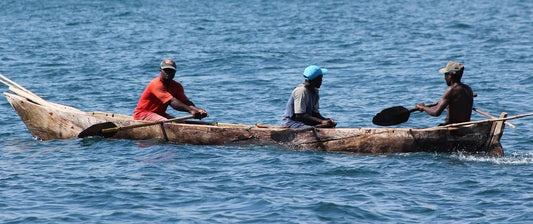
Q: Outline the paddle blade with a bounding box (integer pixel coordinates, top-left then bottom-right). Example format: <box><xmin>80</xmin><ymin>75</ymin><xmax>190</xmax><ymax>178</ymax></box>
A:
<box><xmin>372</xmin><ymin>106</ymin><xmax>411</xmax><ymax>126</ymax></box>
<box><xmin>78</xmin><ymin>122</ymin><xmax>118</xmax><ymax>138</ymax></box>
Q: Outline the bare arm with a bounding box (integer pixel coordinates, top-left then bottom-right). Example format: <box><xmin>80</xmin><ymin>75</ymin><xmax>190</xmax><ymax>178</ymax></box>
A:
<box><xmin>169</xmin><ymin>98</ymin><xmax>208</xmax><ymax>119</ymax></box>
<box><xmin>416</xmin><ymin>89</ymin><xmax>451</xmax><ymax>117</ymax></box>
<box><xmin>295</xmin><ymin>113</ymin><xmax>336</xmax><ymax>128</ymax></box>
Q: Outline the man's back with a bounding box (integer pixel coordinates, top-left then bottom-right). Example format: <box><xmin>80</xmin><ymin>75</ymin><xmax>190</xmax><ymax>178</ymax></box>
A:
<box><xmin>444</xmin><ymin>83</ymin><xmax>473</xmax><ymax>124</ymax></box>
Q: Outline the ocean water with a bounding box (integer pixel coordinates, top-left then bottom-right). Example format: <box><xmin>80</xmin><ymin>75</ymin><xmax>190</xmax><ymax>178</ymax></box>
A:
<box><xmin>1</xmin><ymin>0</ymin><xmax>532</xmax><ymax>223</ymax></box>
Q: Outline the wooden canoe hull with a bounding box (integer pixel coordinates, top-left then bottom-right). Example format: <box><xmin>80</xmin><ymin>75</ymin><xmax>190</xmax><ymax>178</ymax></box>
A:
<box><xmin>4</xmin><ymin>92</ymin><xmax>505</xmax><ymax>156</ymax></box>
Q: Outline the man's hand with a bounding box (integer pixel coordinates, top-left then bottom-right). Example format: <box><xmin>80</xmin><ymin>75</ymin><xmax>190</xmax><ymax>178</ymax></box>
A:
<box><xmin>416</xmin><ymin>103</ymin><xmax>425</xmax><ymax>112</ymax></box>
<box><xmin>191</xmin><ymin>109</ymin><xmax>208</xmax><ymax>119</ymax></box>
<box><xmin>320</xmin><ymin>118</ymin><xmax>337</xmax><ymax>128</ymax></box>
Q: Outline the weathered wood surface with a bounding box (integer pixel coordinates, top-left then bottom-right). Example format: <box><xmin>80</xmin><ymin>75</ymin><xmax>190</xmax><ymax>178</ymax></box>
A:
<box><xmin>4</xmin><ymin>92</ymin><xmax>505</xmax><ymax>156</ymax></box>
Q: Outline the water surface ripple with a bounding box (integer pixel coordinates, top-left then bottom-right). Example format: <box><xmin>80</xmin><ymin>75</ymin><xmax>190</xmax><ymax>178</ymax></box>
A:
<box><xmin>1</xmin><ymin>0</ymin><xmax>532</xmax><ymax>223</ymax></box>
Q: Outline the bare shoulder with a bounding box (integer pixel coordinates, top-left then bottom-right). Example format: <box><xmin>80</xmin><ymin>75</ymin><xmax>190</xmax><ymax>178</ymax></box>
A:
<box><xmin>447</xmin><ymin>83</ymin><xmax>473</xmax><ymax>99</ymax></box>
<box><xmin>455</xmin><ymin>83</ymin><xmax>473</xmax><ymax>94</ymax></box>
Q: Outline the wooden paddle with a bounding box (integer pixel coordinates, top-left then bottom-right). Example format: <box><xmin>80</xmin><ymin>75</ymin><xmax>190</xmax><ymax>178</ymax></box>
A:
<box><xmin>372</xmin><ymin>103</ymin><xmax>517</xmax><ymax>128</ymax></box>
<box><xmin>473</xmin><ymin>108</ymin><xmax>515</xmax><ymax>128</ymax></box>
<box><xmin>440</xmin><ymin>112</ymin><xmax>533</xmax><ymax>128</ymax></box>
<box><xmin>0</xmin><ymin>74</ymin><xmax>43</xmax><ymax>99</ymax></box>
<box><xmin>78</xmin><ymin>115</ymin><xmax>194</xmax><ymax>138</ymax></box>
<box><xmin>372</xmin><ymin>102</ymin><xmax>438</xmax><ymax>126</ymax></box>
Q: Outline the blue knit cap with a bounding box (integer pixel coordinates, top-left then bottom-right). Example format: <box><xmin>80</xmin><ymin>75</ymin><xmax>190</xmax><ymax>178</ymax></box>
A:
<box><xmin>303</xmin><ymin>65</ymin><xmax>327</xmax><ymax>80</ymax></box>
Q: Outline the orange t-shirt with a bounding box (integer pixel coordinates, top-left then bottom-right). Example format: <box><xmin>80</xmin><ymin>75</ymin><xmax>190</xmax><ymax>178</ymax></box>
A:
<box><xmin>133</xmin><ymin>77</ymin><xmax>189</xmax><ymax>119</ymax></box>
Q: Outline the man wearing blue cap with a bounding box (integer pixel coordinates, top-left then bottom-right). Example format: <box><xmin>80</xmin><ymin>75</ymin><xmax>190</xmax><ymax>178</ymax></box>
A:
<box><xmin>416</xmin><ymin>61</ymin><xmax>473</xmax><ymax>125</ymax></box>
<box><xmin>280</xmin><ymin>65</ymin><xmax>337</xmax><ymax>128</ymax></box>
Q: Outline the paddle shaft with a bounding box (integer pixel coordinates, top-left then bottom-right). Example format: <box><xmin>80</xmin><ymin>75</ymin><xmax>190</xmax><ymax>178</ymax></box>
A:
<box><xmin>415</xmin><ymin>101</ymin><xmax>516</xmax><ymax>128</ymax></box>
<box><xmin>7</xmin><ymin>86</ymin><xmax>48</xmax><ymax>106</ymax></box>
<box><xmin>101</xmin><ymin>115</ymin><xmax>195</xmax><ymax>134</ymax></box>
<box><xmin>473</xmin><ymin>108</ymin><xmax>515</xmax><ymax>128</ymax></box>
<box><xmin>441</xmin><ymin>112</ymin><xmax>533</xmax><ymax>128</ymax></box>
<box><xmin>0</xmin><ymin>74</ymin><xmax>43</xmax><ymax>100</ymax></box>
<box><xmin>408</xmin><ymin>102</ymin><xmax>438</xmax><ymax>112</ymax></box>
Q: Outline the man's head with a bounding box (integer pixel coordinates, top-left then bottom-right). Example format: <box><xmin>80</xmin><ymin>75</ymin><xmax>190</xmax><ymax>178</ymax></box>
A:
<box><xmin>160</xmin><ymin>59</ymin><xmax>176</xmax><ymax>84</ymax></box>
<box><xmin>160</xmin><ymin>59</ymin><xmax>176</xmax><ymax>70</ymax></box>
<box><xmin>439</xmin><ymin>61</ymin><xmax>464</xmax><ymax>85</ymax></box>
<box><xmin>303</xmin><ymin>65</ymin><xmax>327</xmax><ymax>88</ymax></box>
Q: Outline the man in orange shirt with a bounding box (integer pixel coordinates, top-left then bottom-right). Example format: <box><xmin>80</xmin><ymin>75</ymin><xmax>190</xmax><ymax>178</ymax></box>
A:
<box><xmin>133</xmin><ymin>59</ymin><xmax>208</xmax><ymax>121</ymax></box>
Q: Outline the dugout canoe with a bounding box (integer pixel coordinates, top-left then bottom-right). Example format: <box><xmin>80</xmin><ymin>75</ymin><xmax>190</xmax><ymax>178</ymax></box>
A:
<box><xmin>3</xmin><ymin>88</ymin><xmax>507</xmax><ymax>156</ymax></box>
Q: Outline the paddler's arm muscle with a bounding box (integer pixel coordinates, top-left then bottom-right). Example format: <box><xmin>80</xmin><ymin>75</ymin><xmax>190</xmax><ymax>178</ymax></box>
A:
<box><xmin>169</xmin><ymin>98</ymin><xmax>208</xmax><ymax>119</ymax></box>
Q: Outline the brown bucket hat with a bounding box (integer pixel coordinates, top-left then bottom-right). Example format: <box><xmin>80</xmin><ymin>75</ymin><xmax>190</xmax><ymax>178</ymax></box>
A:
<box><xmin>439</xmin><ymin>61</ymin><xmax>464</xmax><ymax>73</ymax></box>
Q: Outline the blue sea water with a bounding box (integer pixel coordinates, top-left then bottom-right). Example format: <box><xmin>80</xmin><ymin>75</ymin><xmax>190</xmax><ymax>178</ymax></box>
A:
<box><xmin>1</xmin><ymin>0</ymin><xmax>532</xmax><ymax>223</ymax></box>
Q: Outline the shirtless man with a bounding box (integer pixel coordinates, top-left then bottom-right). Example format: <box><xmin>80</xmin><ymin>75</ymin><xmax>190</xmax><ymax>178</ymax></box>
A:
<box><xmin>416</xmin><ymin>61</ymin><xmax>473</xmax><ymax>125</ymax></box>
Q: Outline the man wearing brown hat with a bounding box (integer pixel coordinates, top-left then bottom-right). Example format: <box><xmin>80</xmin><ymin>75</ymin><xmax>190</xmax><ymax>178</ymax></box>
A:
<box><xmin>416</xmin><ymin>61</ymin><xmax>474</xmax><ymax>125</ymax></box>
<box><xmin>133</xmin><ymin>59</ymin><xmax>208</xmax><ymax>121</ymax></box>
